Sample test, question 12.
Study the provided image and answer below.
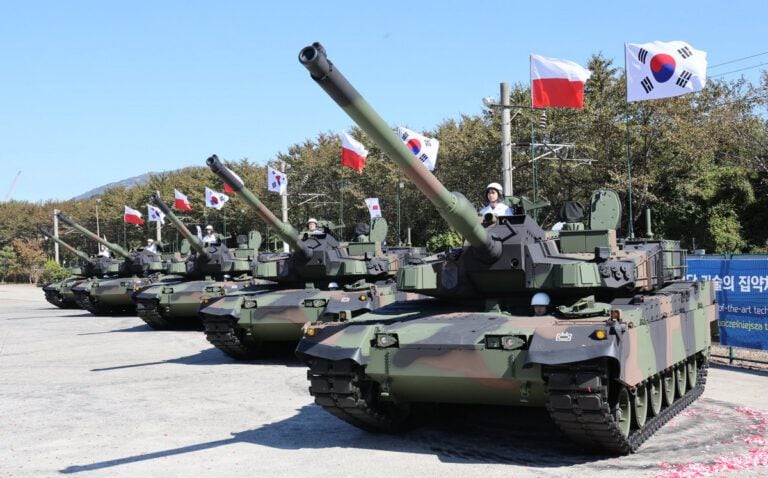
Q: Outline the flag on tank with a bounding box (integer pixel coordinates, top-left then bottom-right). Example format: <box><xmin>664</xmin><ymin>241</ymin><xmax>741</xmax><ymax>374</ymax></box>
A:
<box><xmin>146</xmin><ymin>204</ymin><xmax>165</xmax><ymax>224</ymax></box>
<box><xmin>626</xmin><ymin>40</ymin><xmax>707</xmax><ymax>102</ymax></box>
<box><xmin>205</xmin><ymin>187</ymin><xmax>229</xmax><ymax>210</ymax></box>
<box><xmin>174</xmin><ymin>189</ymin><xmax>192</xmax><ymax>211</ymax></box>
<box><xmin>124</xmin><ymin>205</ymin><xmax>144</xmax><ymax>225</ymax></box>
<box><xmin>365</xmin><ymin>198</ymin><xmax>382</xmax><ymax>219</ymax></box>
<box><xmin>340</xmin><ymin>131</ymin><xmax>368</xmax><ymax>173</ymax></box>
<box><xmin>267</xmin><ymin>166</ymin><xmax>287</xmax><ymax>194</ymax></box>
<box><xmin>397</xmin><ymin>127</ymin><xmax>439</xmax><ymax>171</ymax></box>
<box><xmin>530</xmin><ymin>54</ymin><xmax>592</xmax><ymax>109</ymax></box>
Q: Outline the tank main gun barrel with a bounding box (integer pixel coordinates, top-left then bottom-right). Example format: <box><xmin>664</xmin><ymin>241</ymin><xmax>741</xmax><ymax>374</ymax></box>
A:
<box><xmin>299</xmin><ymin>43</ymin><xmax>498</xmax><ymax>258</ymax></box>
<box><xmin>206</xmin><ymin>155</ymin><xmax>310</xmax><ymax>258</ymax></box>
<box><xmin>149</xmin><ymin>192</ymin><xmax>210</xmax><ymax>260</ymax></box>
<box><xmin>55</xmin><ymin>212</ymin><xmax>131</xmax><ymax>259</ymax></box>
<box><xmin>39</xmin><ymin>227</ymin><xmax>91</xmax><ymax>263</ymax></box>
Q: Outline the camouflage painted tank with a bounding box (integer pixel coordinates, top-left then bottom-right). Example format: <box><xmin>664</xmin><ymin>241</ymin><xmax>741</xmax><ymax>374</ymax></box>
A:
<box><xmin>131</xmin><ymin>191</ymin><xmax>271</xmax><ymax>330</ymax></box>
<box><xmin>198</xmin><ymin>156</ymin><xmax>422</xmax><ymax>360</ymax></box>
<box><xmin>38</xmin><ymin>227</ymin><xmax>117</xmax><ymax>309</ymax></box>
<box><xmin>57</xmin><ymin>212</ymin><xmax>165</xmax><ymax>315</ymax></box>
<box><xmin>296</xmin><ymin>43</ymin><xmax>717</xmax><ymax>454</ymax></box>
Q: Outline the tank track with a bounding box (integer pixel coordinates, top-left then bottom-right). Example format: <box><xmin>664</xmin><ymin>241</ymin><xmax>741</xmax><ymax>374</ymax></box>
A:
<box><xmin>202</xmin><ymin>316</ymin><xmax>263</xmax><ymax>360</ymax></box>
<box><xmin>306</xmin><ymin>358</ymin><xmax>411</xmax><ymax>433</ymax></box>
<box><xmin>545</xmin><ymin>355</ymin><xmax>708</xmax><ymax>455</ymax></box>
<box><xmin>73</xmin><ymin>291</ymin><xmax>100</xmax><ymax>315</ymax></box>
<box><xmin>135</xmin><ymin>299</ymin><xmax>177</xmax><ymax>330</ymax></box>
<box><xmin>44</xmin><ymin>291</ymin><xmax>75</xmax><ymax>309</ymax></box>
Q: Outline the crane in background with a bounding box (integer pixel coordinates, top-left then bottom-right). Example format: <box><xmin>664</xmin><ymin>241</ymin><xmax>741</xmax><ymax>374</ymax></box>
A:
<box><xmin>4</xmin><ymin>170</ymin><xmax>22</xmax><ymax>201</ymax></box>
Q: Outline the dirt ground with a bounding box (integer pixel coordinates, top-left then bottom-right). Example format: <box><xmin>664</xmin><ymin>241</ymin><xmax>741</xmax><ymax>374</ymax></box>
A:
<box><xmin>1</xmin><ymin>284</ymin><xmax>767</xmax><ymax>477</ymax></box>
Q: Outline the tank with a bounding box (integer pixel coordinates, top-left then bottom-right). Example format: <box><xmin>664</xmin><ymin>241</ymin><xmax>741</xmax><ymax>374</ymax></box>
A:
<box><xmin>56</xmin><ymin>212</ymin><xmax>164</xmax><ymax>315</ymax></box>
<box><xmin>197</xmin><ymin>156</ymin><xmax>423</xmax><ymax>360</ymax></box>
<box><xmin>38</xmin><ymin>227</ymin><xmax>109</xmax><ymax>308</ymax></box>
<box><xmin>295</xmin><ymin>43</ymin><xmax>717</xmax><ymax>454</ymax></box>
<box><xmin>131</xmin><ymin>191</ymin><xmax>270</xmax><ymax>330</ymax></box>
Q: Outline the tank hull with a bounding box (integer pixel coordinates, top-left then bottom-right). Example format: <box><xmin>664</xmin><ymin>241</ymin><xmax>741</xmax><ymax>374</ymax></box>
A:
<box><xmin>132</xmin><ymin>278</ymin><xmax>271</xmax><ymax>329</ymax></box>
<box><xmin>298</xmin><ymin>281</ymin><xmax>717</xmax><ymax>453</ymax></box>
<box><xmin>200</xmin><ymin>283</ymin><xmax>418</xmax><ymax>360</ymax></box>
<box><xmin>73</xmin><ymin>276</ymin><xmax>154</xmax><ymax>315</ymax></box>
<box><xmin>43</xmin><ymin>276</ymin><xmax>86</xmax><ymax>309</ymax></box>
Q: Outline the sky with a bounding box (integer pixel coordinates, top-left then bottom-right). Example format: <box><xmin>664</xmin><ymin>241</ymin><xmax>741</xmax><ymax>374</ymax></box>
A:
<box><xmin>2</xmin><ymin>0</ymin><xmax>766</xmax><ymax>203</ymax></box>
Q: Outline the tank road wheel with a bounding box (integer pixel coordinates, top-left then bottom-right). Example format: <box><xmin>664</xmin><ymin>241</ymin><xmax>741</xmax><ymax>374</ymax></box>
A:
<box><xmin>647</xmin><ymin>375</ymin><xmax>663</xmax><ymax>417</ymax></box>
<box><xmin>661</xmin><ymin>369</ymin><xmax>676</xmax><ymax>406</ymax></box>
<box><xmin>611</xmin><ymin>385</ymin><xmax>632</xmax><ymax>438</ymax></box>
<box><xmin>632</xmin><ymin>384</ymin><xmax>649</xmax><ymax>428</ymax></box>
<box><xmin>686</xmin><ymin>356</ymin><xmax>698</xmax><ymax>389</ymax></box>
<box><xmin>674</xmin><ymin>362</ymin><xmax>688</xmax><ymax>398</ymax></box>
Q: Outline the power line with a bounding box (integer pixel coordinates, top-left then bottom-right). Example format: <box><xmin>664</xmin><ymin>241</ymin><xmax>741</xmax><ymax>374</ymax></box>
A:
<box><xmin>711</xmin><ymin>62</ymin><xmax>768</xmax><ymax>78</ymax></box>
<box><xmin>710</xmin><ymin>51</ymin><xmax>768</xmax><ymax>69</ymax></box>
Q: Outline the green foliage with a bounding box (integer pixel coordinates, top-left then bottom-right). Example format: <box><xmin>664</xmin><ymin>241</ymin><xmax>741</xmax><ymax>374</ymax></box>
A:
<box><xmin>0</xmin><ymin>245</ymin><xmax>18</xmax><ymax>282</ymax></box>
<box><xmin>427</xmin><ymin>231</ymin><xmax>463</xmax><ymax>252</ymax></box>
<box><xmin>39</xmin><ymin>260</ymin><xmax>70</xmax><ymax>285</ymax></box>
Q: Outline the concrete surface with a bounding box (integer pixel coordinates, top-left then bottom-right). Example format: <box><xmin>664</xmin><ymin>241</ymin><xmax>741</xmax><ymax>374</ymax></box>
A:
<box><xmin>1</xmin><ymin>284</ymin><xmax>767</xmax><ymax>477</ymax></box>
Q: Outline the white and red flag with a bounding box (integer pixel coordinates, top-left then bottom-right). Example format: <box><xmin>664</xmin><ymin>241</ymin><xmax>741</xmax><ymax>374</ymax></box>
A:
<box><xmin>364</xmin><ymin>198</ymin><xmax>382</xmax><ymax>219</ymax></box>
<box><xmin>146</xmin><ymin>204</ymin><xmax>165</xmax><ymax>224</ymax></box>
<box><xmin>174</xmin><ymin>189</ymin><xmax>192</xmax><ymax>211</ymax></box>
<box><xmin>124</xmin><ymin>205</ymin><xmax>144</xmax><ymax>225</ymax></box>
<box><xmin>205</xmin><ymin>187</ymin><xmax>229</xmax><ymax>210</ymax></box>
<box><xmin>340</xmin><ymin>131</ymin><xmax>368</xmax><ymax>174</ymax></box>
<box><xmin>530</xmin><ymin>54</ymin><xmax>592</xmax><ymax>109</ymax></box>
<box><xmin>626</xmin><ymin>40</ymin><xmax>707</xmax><ymax>102</ymax></box>
<box><xmin>397</xmin><ymin>127</ymin><xmax>439</xmax><ymax>171</ymax></box>
<box><xmin>267</xmin><ymin>166</ymin><xmax>287</xmax><ymax>194</ymax></box>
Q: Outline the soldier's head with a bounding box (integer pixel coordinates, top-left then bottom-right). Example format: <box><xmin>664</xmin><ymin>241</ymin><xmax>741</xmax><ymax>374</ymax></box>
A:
<box><xmin>307</xmin><ymin>218</ymin><xmax>318</xmax><ymax>231</ymax></box>
<box><xmin>485</xmin><ymin>182</ymin><xmax>503</xmax><ymax>205</ymax></box>
<box><xmin>205</xmin><ymin>225</ymin><xmax>214</xmax><ymax>234</ymax></box>
<box><xmin>146</xmin><ymin>239</ymin><xmax>154</xmax><ymax>247</ymax></box>
<box><xmin>531</xmin><ymin>292</ymin><xmax>550</xmax><ymax>316</ymax></box>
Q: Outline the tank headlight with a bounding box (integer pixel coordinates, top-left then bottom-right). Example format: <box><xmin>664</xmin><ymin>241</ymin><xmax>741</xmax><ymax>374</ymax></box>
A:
<box><xmin>338</xmin><ymin>311</ymin><xmax>348</xmax><ymax>321</ymax></box>
<box><xmin>502</xmin><ymin>336</ymin><xmax>525</xmax><ymax>350</ymax></box>
<box><xmin>375</xmin><ymin>333</ymin><xmax>398</xmax><ymax>348</ymax></box>
<box><xmin>306</xmin><ymin>327</ymin><xmax>316</xmax><ymax>336</ymax></box>
<box><xmin>610</xmin><ymin>309</ymin><xmax>622</xmax><ymax>320</ymax></box>
<box><xmin>313</xmin><ymin>299</ymin><xmax>327</xmax><ymax>307</ymax></box>
<box><xmin>162</xmin><ymin>287</ymin><xmax>174</xmax><ymax>294</ymax></box>
<box><xmin>243</xmin><ymin>300</ymin><xmax>256</xmax><ymax>309</ymax></box>
<box><xmin>593</xmin><ymin>329</ymin><xmax>608</xmax><ymax>340</ymax></box>
<box><xmin>359</xmin><ymin>294</ymin><xmax>367</xmax><ymax>301</ymax></box>
<box><xmin>485</xmin><ymin>336</ymin><xmax>502</xmax><ymax>349</ymax></box>
<box><xmin>202</xmin><ymin>298</ymin><xmax>209</xmax><ymax>304</ymax></box>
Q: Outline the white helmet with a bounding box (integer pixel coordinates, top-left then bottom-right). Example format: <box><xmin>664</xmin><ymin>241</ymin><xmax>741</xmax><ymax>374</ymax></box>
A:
<box><xmin>531</xmin><ymin>292</ymin><xmax>550</xmax><ymax>306</ymax></box>
<box><xmin>307</xmin><ymin>218</ymin><xmax>318</xmax><ymax>225</ymax></box>
<box><xmin>486</xmin><ymin>182</ymin><xmax>503</xmax><ymax>194</ymax></box>
<box><xmin>205</xmin><ymin>225</ymin><xmax>213</xmax><ymax>231</ymax></box>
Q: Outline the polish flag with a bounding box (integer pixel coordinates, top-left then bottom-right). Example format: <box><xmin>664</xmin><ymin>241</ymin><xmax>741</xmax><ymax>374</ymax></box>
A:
<box><xmin>530</xmin><ymin>54</ymin><xmax>592</xmax><ymax>109</ymax></box>
<box><xmin>124</xmin><ymin>205</ymin><xmax>144</xmax><ymax>225</ymax></box>
<box><xmin>174</xmin><ymin>189</ymin><xmax>192</xmax><ymax>211</ymax></box>
<box><xmin>364</xmin><ymin>198</ymin><xmax>382</xmax><ymax>219</ymax></box>
<box><xmin>340</xmin><ymin>131</ymin><xmax>368</xmax><ymax>174</ymax></box>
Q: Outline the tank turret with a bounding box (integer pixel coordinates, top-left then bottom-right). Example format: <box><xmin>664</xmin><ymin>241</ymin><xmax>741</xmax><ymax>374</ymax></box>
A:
<box><xmin>299</xmin><ymin>43</ymin><xmax>683</xmax><ymax>300</ymax></box>
<box><xmin>206</xmin><ymin>155</ymin><xmax>310</xmax><ymax>258</ymax></box>
<box><xmin>39</xmin><ymin>227</ymin><xmax>91</xmax><ymax>263</ymax></box>
<box><xmin>205</xmin><ymin>155</ymin><xmax>406</xmax><ymax>286</ymax></box>
<box><xmin>150</xmin><ymin>191</ymin><xmax>251</xmax><ymax>278</ymax></box>
<box><xmin>56</xmin><ymin>212</ymin><xmax>162</xmax><ymax>276</ymax></box>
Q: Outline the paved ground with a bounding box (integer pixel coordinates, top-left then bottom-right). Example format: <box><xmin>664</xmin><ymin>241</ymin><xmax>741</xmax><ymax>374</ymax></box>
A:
<box><xmin>1</xmin><ymin>284</ymin><xmax>767</xmax><ymax>478</ymax></box>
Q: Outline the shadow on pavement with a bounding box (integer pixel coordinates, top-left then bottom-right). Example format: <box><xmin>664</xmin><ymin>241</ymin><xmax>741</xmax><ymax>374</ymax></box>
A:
<box><xmin>90</xmin><ymin>344</ymin><xmax>302</xmax><ymax>371</ymax></box>
<box><xmin>60</xmin><ymin>404</ymin><xmax>608</xmax><ymax>473</ymax></box>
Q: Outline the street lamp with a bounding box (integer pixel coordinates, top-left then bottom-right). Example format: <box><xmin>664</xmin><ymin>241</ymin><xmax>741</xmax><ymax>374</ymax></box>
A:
<box><xmin>95</xmin><ymin>198</ymin><xmax>102</xmax><ymax>237</ymax></box>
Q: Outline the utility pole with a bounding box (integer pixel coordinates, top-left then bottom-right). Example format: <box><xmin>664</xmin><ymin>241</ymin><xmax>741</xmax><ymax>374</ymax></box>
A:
<box><xmin>281</xmin><ymin>160</ymin><xmax>289</xmax><ymax>252</ymax></box>
<box><xmin>500</xmin><ymin>82</ymin><xmax>513</xmax><ymax>196</ymax></box>
<box><xmin>53</xmin><ymin>209</ymin><xmax>60</xmax><ymax>264</ymax></box>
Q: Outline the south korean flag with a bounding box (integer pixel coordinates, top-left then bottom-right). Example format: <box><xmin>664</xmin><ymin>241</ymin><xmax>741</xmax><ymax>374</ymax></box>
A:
<box><xmin>626</xmin><ymin>40</ymin><xmax>707</xmax><ymax>102</ymax></box>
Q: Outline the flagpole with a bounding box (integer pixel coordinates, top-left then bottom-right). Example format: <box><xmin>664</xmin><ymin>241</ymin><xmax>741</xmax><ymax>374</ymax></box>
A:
<box><xmin>624</xmin><ymin>43</ymin><xmax>634</xmax><ymax>238</ymax></box>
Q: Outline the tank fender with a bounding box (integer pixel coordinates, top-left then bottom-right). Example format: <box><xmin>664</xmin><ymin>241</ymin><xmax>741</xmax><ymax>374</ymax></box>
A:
<box><xmin>525</xmin><ymin>322</ymin><xmax>624</xmax><ymax>366</ymax></box>
<box><xmin>295</xmin><ymin>323</ymin><xmax>375</xmax><ymax>365</ymax></box>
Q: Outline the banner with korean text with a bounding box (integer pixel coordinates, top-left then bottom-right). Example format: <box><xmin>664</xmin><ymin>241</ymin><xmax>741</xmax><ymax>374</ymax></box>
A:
<box><xmin>687</xmin><ymin>257</ymin><xmax>768</xmax><ymax>350</ymax></box>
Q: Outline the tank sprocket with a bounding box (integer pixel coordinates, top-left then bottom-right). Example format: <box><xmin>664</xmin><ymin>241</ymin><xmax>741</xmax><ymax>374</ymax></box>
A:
<box><xmin>202</xmin><ymin>316</ymin><xmax>264</xmax><ymax>360</ymax></box>
<box><xmin>306</xmin><ymin>358</ymin><xmax>411</xmax><ymax>433</ymax></box>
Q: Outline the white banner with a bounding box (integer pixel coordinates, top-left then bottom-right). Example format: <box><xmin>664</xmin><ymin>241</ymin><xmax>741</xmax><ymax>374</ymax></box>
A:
<box><xmin>365</xmin><ymin>198</ymin><xmax>382</xmax><ymax>219</ymax></box>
